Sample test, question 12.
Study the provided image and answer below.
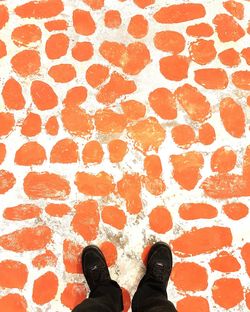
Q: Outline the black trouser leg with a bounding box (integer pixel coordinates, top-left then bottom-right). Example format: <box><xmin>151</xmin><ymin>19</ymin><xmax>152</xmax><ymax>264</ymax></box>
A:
<box><xmin>132</xmin><ymin>277</ymin><xmax>177</xmax><ymax>312</ymax></box>
<box><xmin>72</xmin><ymin>280</ymin><xmax>123</xmax><ymax>312</ymax></box>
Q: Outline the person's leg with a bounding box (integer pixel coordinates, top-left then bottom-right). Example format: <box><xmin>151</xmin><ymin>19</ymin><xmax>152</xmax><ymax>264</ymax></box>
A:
<box><xmin>132</xmin><ymin>242</ymin><xmax>177</xmax><ymax>312</ymax></box>
<box><xmin>72</xmin><ymin>245</ymin><xmax>123</xmax><ymax>312</ymax></box>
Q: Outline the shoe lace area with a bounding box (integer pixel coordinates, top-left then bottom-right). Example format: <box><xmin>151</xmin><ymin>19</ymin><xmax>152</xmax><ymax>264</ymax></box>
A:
<box><xmin>90</xmin><ymin>265</ymin><xmax>110</xmax><ymax>282</ymax></box>
<box><xmin>151</xmin><ymin>262</ymin><xmax>170</xmax><ymax>282</ymax></box>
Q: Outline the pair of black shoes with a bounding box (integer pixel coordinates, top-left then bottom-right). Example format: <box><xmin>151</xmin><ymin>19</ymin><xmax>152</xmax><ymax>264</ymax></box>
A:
<box><xmin>82</xmin><ymin>242</ymin><xmax>172</xmax><ymax>299</ymax></box>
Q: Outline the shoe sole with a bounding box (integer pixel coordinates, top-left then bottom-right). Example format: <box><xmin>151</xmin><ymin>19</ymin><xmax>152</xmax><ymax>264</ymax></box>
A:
<box><xmin>147</xmin><ymin>241</ymin><xmax>173</xmax><ymax>268</ymax></box>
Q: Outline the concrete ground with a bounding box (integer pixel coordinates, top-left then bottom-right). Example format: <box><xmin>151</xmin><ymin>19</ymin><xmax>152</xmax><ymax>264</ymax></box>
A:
<box><xmin>0</xmin><ymin>0</ymin><xmax>250</xmax><ymax>311</ymax></box>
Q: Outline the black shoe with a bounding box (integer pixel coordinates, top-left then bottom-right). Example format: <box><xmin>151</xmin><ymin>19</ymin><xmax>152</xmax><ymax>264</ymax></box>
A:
<box><xmin>82</xmin><ymin>245</ymin><xmax>111</xmax><ymax>292</ymax></box>
<box><xmin>145</xmin><ymin>242</ymin><xmax>173</xmax><ymax>289</ymax></box>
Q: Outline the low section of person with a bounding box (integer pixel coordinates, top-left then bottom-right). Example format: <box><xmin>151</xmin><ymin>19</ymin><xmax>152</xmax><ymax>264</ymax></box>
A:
<box><xmin>72</xmin><ymin>242</ymin><xmax>177</xmax><ymax>312</ymax></box>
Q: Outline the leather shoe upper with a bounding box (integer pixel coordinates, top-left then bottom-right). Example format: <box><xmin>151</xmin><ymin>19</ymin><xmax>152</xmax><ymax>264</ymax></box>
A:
<box><xmin>146</xmin><ymin>242</ymin><xmax>173</xmax><ymax>288</ymax></box>
<box><xmin>82</xmin><ymin>245</ymin><xmax>111</xmax><ymax>292</ymax></box>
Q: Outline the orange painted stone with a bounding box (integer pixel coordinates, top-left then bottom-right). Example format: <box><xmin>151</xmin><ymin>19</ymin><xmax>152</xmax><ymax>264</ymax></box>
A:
<box><xmin>63</xmin><ymin>240</ymin><xmax>82</xmax><ymax>273</ymax></box>
<box><xmin>105</xmin><ymin>10</ymin><xmax>122</xmax><ymax>29</ymax></box>
<box><xmin>0</xmin><ymin>294</ymin><xmax>27</xmax><ymax>312</ymax></box>
<box><xmin>128</xmin><ymin>15</ymin><xmax>148</xmax><ymax>39</ymax></box>
<box><xmin>2</xmin><ymin>78</ymin><xmax>25</xmax><ymax>109</ymax></box>
<box><xmin>175</xmin><ymin>84</ymin><xmax>211</xmax><ymax>122</ymax></box>
<box><xmin>201</xmin><ymin>174</ymin><xmax>250</xmax><ymax>198</ymax></box>
<box><xmin>198</xmin><ymin>123</ymin><xmax>216</xmax><ymax>145</ymax></box>
<box><xmin>32</xmin><ymin>250</ymin><xmax>57</xmax><ymax>269</ymax></box>
<box><xmin>86</xmin><ymin>64</ymin><xmax>109</xmax><ymax>88</ymax></box>
<box><xmin>171</xmin><ymin>226</ymin><xmax>232</xmax><ymax>257</ymax></box>
<box><xmin>223</xmin><ymin>202</ymin><xmax>248</xmax><ymax>220</ymax></box>
<box><xmin>46</xmin><ymin>33</ymin><xmax>69</xmax><ymax>59</ymax></box>
<box><xmin>211</xmin><ymin>147</ymin><xmax>237</xmax><ymax>173</ymax></box>
<box><xmin>61</xmin><ymin>283</ymin><xmax>87</xmax><ymax>309</ymax></box>
<box><xmin>3</xmin><ymin>204</ymin><xmax>41</xmax><ymax>220</ymax></box>
<box><xmin>0</xmin><ymin>38</ymin><xmax>6</xmax><ymax>58</ymax></box>
<box><xmin>48</xmin><ymin>64</ymin><xmax>76</xmax><ymax>83</ymax></box>
<box><xmin>71</xmin><ymin>200</ymin><xmax>100</xmax><ymax>241</ymax></box>
<box><xmin>171</xmin><ymin>125</ymin><xmax>195</xmax><ymax>148</ymax></box>
<box><xmin>99</xmin><ymin>241</ymin><xmax>117</xmax><ymax>266</ymax></box>
<box><xmin>75</xmin><ymin>172</ymin><xmax>115</xmax><ymax>196</ymax></box>
<box><xmin>210</xmin><ymin>251</ymin><xmax>240</xmax><ymax>272</ymax></box>
<box><xmin>220</xmin><ymin>97</ymin><xmax>245</xmax><ymax>137</ymax></box>
<box><xmin>177</xmin><ymin>296</ymin><xmax>209</xmax><ymax>312</ymax></box>
<box><xmin>189</xmin><ymin>39</ymin><xmax>216</xmax><ymax>65</ymax></box>
<box><xmin>108</xmin><ymin>139</ymin><xmax>128</xmax><ymax>163</ymax></box>
<box><xmin>170</xmin><ymin>152</ymin><xmax>204</xmax><ymax>190</ymax></box>
<box><xmin>154</xmin><ymin>31</ymin><xmax>185</xmax><ymax>54</ymax></box>
<box><xmin>241</xmin><ymin>243</ymin><xmax>250</xmax><ymax>277</ymax></box>
<box><xmin>50</xmin><ymin>139</ymin><xmax>78</xmax><ymax>163</ymax></box>
<box><xmin>99</xmin><ymin>42</ymin><xmax>150</xmax><ymax>75</ymax></box>
<box><xmin>194</xmin><ymin>68</ymin><xmax>228</xmax><ymax>89</ymax></box>
<box><xmin>212</xmin><ymin>278</ymin><xmax>243</xmax><ymax>308</ymax></box>
<box><xmin>223</xmin><ymin>0</ymin><xmax>244</xmax><ymax>20</ymax></box>
<box><xmin>144</xmin><ymin>155</ymin><xmax>162</xmax><ymax>178</ymax></box>
<box><xmin>0</xmin><ymin>170</ymin><xmax>16</xmax><ymax>194</ymax></box>
<box><xmin>0</xmin><ymin>5</ymin><xmax>9</xmax><ymax>30</ymax></box>
<box><xmin>0</xmin><ymin>260</ymin><xmax>28</xmax><ymax>289</ymax></box>
<box><xmin>143</xmin><ymin>176</ymin><xmax>166</xmax><ymax>196</ymax></box>
<box><xmin>96</xmin><ymin>73</ymin><xmax>136</xmax><ymax>104</ymax></box>
<box><xmin>0</xmin><ymin>226</ymin><xmax>52</xmax><ymax>252</ymax></box>
<box><xmin>32</xmin><ymin>272</ymin><xmax>58</xmax><ymax>304</ymax></box>
<box><xmin>11</xmin><ymin>50</ymin><xmax>41</xmax><ymax>77</ymax></box>
<box><xmin>149</xmin><ymin>206</ymin><xmax>172</xmax><ymax>233</ymax></box>
<box><xmin>232</xmin><ymin>71</ymin><xmax>250</xmax><ymax>90</ymax></box>
<box><xmin>94</xmin><ymin>109</ymin><xmax>127</xmax><ymax>133</ymax></box>
<box><xmin>21</xmin><ymin>113</ymin><xmax>41</xmax><ymax>137</ymax></box>
<box><xmin>63</xmin><ymin>86</ymin><xmax>87</xmax><ymax>107</ymax></box>
<box><xmin>219</xmin><ymin>48</ymin><xmax>240</xmax><ymax>67</ymax></box>
<box><xmin>82</xmin><ymin>140</ymin><xmax>104</xmax><ymax>164</ymax></box>
<box><xmin>127</xmin><ymin>117</ymin><xmax>165</xmax><ymax>153</ymax></box>
<box><xmin>149</xmin><ymin>88</ymin><xmax>177</xmax><ymax>120</ymax></box>
<box><xmin>12</xmin><ymin>24</ymin><xmax>42</xmax><ymax>47</ymax></box>
<box><xmin>121</xmin><ymin>287</ymin><xmax>131</xmax><ymax>312</ymax></box>
<box><xmin>134</xmin><ymin>0</ymin><xmax>154</xmax><ymax>9</ymax></box>
<box><xmin>0</xmin><ymin>112</ymin><xmax>15</xmax><ymax>136</ymax></box>
<box><xmin>45</xmin><ymin>19</ymin><xmax>68</xmax><ymax>31</ymax></box>
<box><xmin>73</xmin><ymin>9</ymin><xmax>96</xmax><ymax>35</ymax></box>
<box><xmin>154</xmin><ymin>4</ymin><xmax>206</xmax><ymax>23</ymax></box>
<box><xmin>213</xmin><ymin>14</ymin><xmax>245</xmax><ymax>42</ymax></box>
<box><xmin>186</xmin><ymin>23</ymin><xmax>214</xmax><ymax>37</ymax></box>
<box><xmin>15</xmin><ymin>0</ymin><xmax>64</xmax><ymax>18</ymax></box>
<box><xmin>24</xmin><ymin>172</ymin><xmax>70</xmax><ymax>199</ymax></box>
<box><xmin>171</xmin><ymin>262</ymin><xmax>208</xmax><ymax>291</ymax></box>
<box><xmin>0</xmin><ymin>143</ymin><xmax>6</xmax><ymax>165</ymax></box>
<box><xmin>121</xmin><ymin>100</ymin><xmax>146</xmax><ymax>121</ymax></box>
<box><xmin>117</xmin><ymin>173</ymin><xmax>142</xmax><ymax>214</ymax></box>
<box><xmin>72</xmin><ymin>41</ymin><xmax>93</xmax><ymax>62</ymax></box>
<box><xmin>102</xmin><ymin>205</ymin><xmax>127</xmax><ymax>230</ymax></box>
<box><xmin>31</xmin><ymin>80</ymin><xmax>58</xmax><ymax>110</ymax></box>
<box><xmin>15</xmin><ymin>142</ymin><xmax>46</xmax><ymax>166</ymax></box>
<box><xmin>160</xmin><ymin>55</ymin><xmax>189</xmax><ymax>81</ymax></box>
<box><xmin>179</xmin><ymin>203</ymin><xmax>217</xmax><ymax>220</ymax></box>
<box><xmin>83</xmin><ymin>0</ymin><xmax>104</xmax><ymax>10</ymax></box>
<box><xmin>61</xmin><ymin>106</ymin><xmax>93</xmax><ymax>137</ymax></box>
<box><xmin>246</xmin><ymin>292</ymin><xmax>250</xmax><ymax>310</ymax></box>
<box><xmin>45</xmin><ymin>203</ymin><xmax>70</xmax><ymax>217</ymax></box>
